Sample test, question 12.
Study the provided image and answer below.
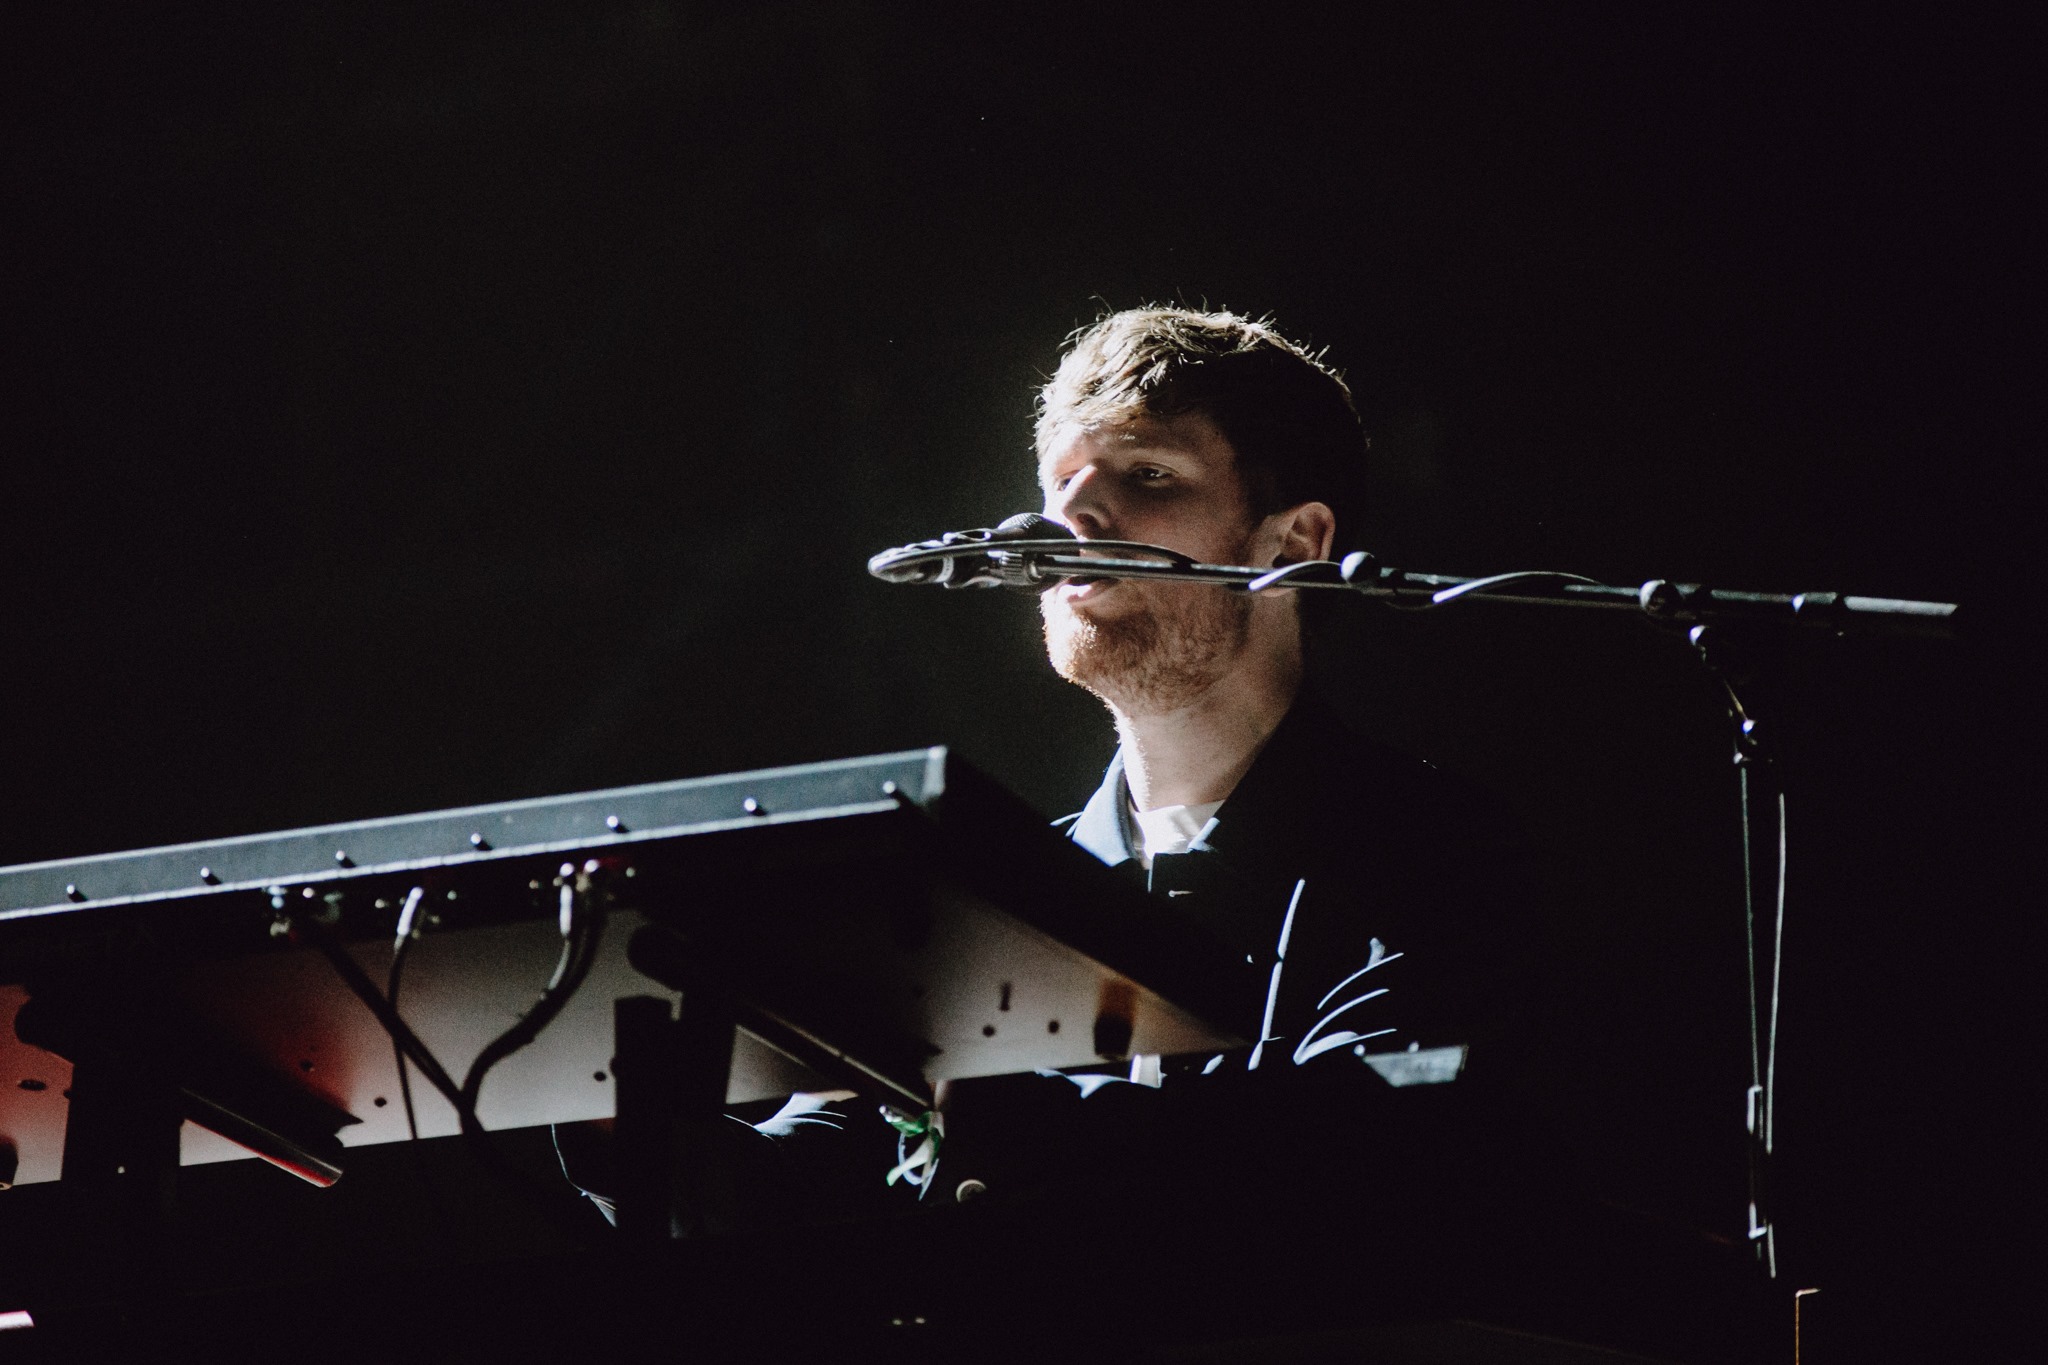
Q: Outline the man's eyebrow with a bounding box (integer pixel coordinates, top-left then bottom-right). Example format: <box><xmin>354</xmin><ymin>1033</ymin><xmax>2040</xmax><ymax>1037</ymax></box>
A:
<box><xmin>1039</xmin><ymin>429</ymin><xmax>1195</xmax><ymax>480</ymax></box>
<box><xmin>1041</xmin><ymin>441</ymin><xmax>1189</xmax><ymax>476</ymax></box>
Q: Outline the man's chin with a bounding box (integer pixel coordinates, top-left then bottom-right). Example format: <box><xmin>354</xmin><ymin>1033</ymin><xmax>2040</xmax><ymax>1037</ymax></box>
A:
<box><xmin>1042</xmin><ymin>598</ymin><xmax>1143</xmax><ymax>686</ymax></box>
<box><xmin>1039</xmin><ymin>586</ymin><xmax>1249</xmax><ymax>714</ymax></box>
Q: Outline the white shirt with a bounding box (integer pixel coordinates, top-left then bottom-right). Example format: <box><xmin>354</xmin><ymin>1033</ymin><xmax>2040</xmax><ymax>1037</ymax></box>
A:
<box><xmin>1131</xmin><ymin>800</ymin><xmax>1224</xmax><ymax>869</ymax></box>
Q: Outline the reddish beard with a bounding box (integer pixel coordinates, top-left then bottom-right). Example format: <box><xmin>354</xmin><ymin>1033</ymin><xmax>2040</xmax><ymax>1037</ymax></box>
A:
<box><xmin>1041</xmin><ymin>578</ymin><xmax>1253</xmax><ymax>715</ymax></box>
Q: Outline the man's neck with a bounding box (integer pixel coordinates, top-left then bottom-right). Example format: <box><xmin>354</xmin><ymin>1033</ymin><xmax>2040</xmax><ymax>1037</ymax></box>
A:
<box><xmin>1110</xmin><ymin>655</ymin><xmax>1301</xmax><ymax>812</ymax></box>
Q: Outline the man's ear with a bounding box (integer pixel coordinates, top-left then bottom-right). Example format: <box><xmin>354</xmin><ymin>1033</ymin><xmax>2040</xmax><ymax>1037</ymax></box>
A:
<box><xmin>1265</xmin><ymin>500</ymin><xmax>1336</xmax><ymax>565</ymax></box>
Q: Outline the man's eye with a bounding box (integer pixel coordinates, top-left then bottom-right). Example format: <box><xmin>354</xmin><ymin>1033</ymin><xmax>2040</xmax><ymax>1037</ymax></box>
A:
<box><xmin>1132</xmin><ymin>466</ymin><xmax>1168</xmax><ymax>481</ymax></box>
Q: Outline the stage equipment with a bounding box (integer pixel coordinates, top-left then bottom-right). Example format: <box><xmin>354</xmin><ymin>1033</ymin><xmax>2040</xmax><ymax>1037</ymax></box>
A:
<box><xmin>871</xmin><ymin>515</ymin><xmax>1965</xmax><ymax>1279</ymax></box>
<box><xmin>0</xmin><ymin>750</ymin><xmax>1237</xmax><ymax>1199</ymax></box>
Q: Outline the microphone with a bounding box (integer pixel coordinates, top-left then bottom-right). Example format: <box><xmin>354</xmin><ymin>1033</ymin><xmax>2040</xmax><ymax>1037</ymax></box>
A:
<box><xmin>867</xmin><ymin>513</ymin><xmax>1078</xmax><ymax>591</ymax></box>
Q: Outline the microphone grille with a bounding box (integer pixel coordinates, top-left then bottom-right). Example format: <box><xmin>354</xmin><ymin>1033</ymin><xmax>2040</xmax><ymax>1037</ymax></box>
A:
<box><xmin>992</xmin><ymin>512</ymin><xmax>1073</xmax><ymax>541</ymax></box>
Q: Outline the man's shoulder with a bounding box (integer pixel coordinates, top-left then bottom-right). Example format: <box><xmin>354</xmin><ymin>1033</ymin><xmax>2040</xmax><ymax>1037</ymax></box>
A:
<box><xmin>1256</xmin><ymin>696</ymin><xmax>1502</xmax><ymax>822</ymax></box>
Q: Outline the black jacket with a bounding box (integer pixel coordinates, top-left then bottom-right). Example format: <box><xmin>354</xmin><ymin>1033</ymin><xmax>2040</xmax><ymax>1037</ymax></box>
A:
<box><xmin>1061</xmin><ymin>693</ymin><xmax>1538</xmax><ymax>1080</ymax></box>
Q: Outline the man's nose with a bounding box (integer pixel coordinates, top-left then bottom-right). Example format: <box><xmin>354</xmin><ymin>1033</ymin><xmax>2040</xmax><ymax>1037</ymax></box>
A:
<box><xmin>1050</xmin><ymin>466</ymin><xmax>1116</xmax><ymax>538</ymax></box>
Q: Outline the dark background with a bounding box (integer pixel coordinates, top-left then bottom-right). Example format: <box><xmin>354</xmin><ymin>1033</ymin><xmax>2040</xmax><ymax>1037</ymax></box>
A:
<box><xmin>5</xmin><ymin>3</ymin><xmax>2033</xmax><ymax>1352</ymax></box>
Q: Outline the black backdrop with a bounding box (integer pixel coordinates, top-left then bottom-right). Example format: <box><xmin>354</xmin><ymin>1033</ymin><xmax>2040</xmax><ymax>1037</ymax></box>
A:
<box><xmin>5</xmin><ymin>4</ymin><xmax>2033</xmax><ymax>1353</ymax></box>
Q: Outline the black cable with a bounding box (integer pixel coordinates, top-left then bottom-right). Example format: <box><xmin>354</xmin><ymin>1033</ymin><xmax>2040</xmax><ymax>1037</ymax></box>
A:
<box><xmin>1243</xmin><ymin>561</ymin><xmax>1340</xmax><ymax>592</ymax></box>
<box><xmin>1765</xmin><ymin>791</ymin><xmax>1787</xmax><ymax>1161</ymax></box>
<box><xmin>1737</xmin><ymin>778</ymin><xmax>1790</xmax><ymax>1282</ymax></box>
<box><xmin>1246</xmin><ymin>560</ymin><xmax>1611</xmax><ymax>605</ymax></box>
<box><xmin>387</xmin><ymin>950</ymin><xmax>421</xmax><ymax>1140</ymax></box>
<box><xmin>1739</xmin><ymin>766</ymin><xmax>1762</xmax><ymax>1120</ymax></box>
<box><xmin>291</xmin><ymin>888</ymin><xmax>609</xmax><ymax>1241</ymax></box>
<box><xmin>386</xmin><ymin>886</ymin><xmax>426</xmax><ymax>1143</ymax></box>
<box><xmin>1764</xmin><ymin>791</ymin><xmax>1787</xmax><ymax>1202</ymax></box>
<box><xmin>290</xmin><ymin>909</ymin><xmax>467</xmax><ymax>1115</ymax></box>
<box><xmin>456</xmin><ymin>878</ymin><xmax>606</xmax><ymax>1139</ymax></box>
<box><xmin>1423</xmin><ymin>569</ymin><xmax>1607</xmax><ymax>605</ymax></box>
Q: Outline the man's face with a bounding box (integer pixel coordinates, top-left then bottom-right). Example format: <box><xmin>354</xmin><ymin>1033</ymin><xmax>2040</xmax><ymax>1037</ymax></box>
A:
<box><xmin>1036</xmin><ymin>411</ymin><xmax>1264</xmax><ymax>714</ymax></box>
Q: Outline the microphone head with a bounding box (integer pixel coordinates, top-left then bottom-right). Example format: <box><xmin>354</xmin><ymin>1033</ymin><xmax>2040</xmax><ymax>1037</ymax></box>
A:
<box><xmin>867</xmin><ymin>514</ymin><xmax>1077</xmax><ymax>589</ymax></box>
<box><xmin>992</xmin><ymin>512</ymin><xmax>1074</xmax><ymax>542</ymax></box>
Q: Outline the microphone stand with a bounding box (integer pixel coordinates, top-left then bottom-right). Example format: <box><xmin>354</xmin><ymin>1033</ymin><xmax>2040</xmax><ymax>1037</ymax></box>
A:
<box><xmin>869</xmin><ymin>529</ymin><xmax>1963</xmax><ymax>1276</ymax></box>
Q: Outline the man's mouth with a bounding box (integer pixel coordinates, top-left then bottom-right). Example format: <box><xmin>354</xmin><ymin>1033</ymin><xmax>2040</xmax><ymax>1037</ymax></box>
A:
<box><xmin>1055</xmin><ymin>575</ymin><xmax>1112</xmax><ymax>602</ymax></box>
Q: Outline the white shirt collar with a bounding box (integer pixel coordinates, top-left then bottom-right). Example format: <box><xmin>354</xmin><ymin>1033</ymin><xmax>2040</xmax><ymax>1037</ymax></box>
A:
<box><xmin>1131</xmin><ymin>800</ymin><xmax>1224</xmax><ymax>869</ymax></box>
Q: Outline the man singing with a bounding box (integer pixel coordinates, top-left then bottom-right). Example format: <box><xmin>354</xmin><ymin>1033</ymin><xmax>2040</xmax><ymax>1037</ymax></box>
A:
<box><xmin>918</xmin><ymin>309</ymin><xmax>1549</xmax><ymax>1338</ymax></box>
<box><xmin>1033</xmin><ymin>306</ymin><xmax>1529</xmax><ymax>1073</ymax></box>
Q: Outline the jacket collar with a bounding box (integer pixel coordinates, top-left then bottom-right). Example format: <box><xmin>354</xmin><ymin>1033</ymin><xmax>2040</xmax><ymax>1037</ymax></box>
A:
<box><xmin>1067</xmin><ymin>692</ymin><xmax>1344</xmax><ymax>872</ymax></box>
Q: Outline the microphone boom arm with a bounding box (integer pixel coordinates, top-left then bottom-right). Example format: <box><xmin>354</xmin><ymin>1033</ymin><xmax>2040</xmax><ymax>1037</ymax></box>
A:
<box><xmin>868</xmin><ymin>532</ymin><xmax>1960</xmax><ymax>639</ymax></box>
